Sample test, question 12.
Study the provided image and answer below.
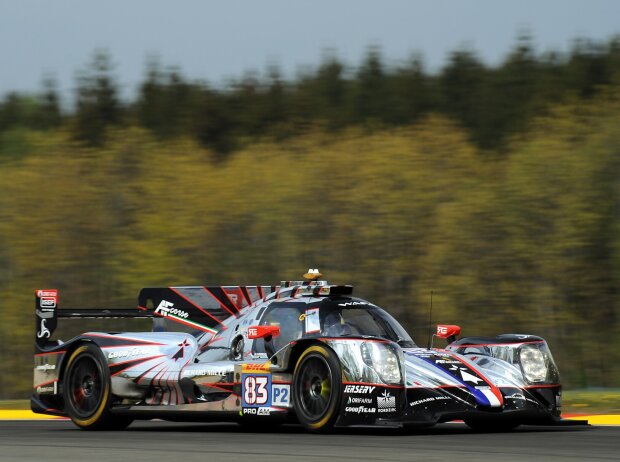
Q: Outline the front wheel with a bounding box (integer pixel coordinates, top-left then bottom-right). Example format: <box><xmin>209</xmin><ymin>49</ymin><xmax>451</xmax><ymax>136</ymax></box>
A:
<box><xmin>63</xmin><ymin>344</ymin><xmax>132</xmax><ymax>430</ymax></box>
<box><xmin>292</xmin><ymin>344</ymin><xmax>342</xmax><ymax>433</ymax></box>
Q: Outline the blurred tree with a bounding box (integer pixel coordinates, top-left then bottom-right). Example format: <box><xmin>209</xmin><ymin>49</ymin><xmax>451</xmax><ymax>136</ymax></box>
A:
<box><xmin>34</xmin><ymin>75</ymin><xmax>62</xmax><ymax>130</ymax></box>
<box><xmin>438</xmin><ymin>48</ymin><xmax>487</xmax><ymax>145</ymax></box>
<box><xmin>0</xmin><ymin>92</ymin><xmax>37</xmax><ymax>131</ymax></box>
<box><xmin>353</xmin><ymin>46</ymin><xmax>388</xmax><ymax>124</ymax></box>
<box><xmin>483</xmin><ymin>33</ymin><xmax>539</xmax><ymax>148</ymax></box>
<box><xmin>193</xmin><ymin>86</ymin><xmax>235</xmax><ymax>156</ymax></box>
<box><xmin>566</xmin><ymin>38</ymin><xmax>612</xmax><ymax>98</ymax></box>
<box><xmin>314</xmin><ymin>54</ymin><xmax>349</xmax><ymax>129</ymax></box>
<box><xmin>73</xmin><ymin>50</ymin><xmax>121</xmax><ymax>146</ymax></box>
<box><xmin>387</xmin><ymin>54</ymin><xmax>432</xmax><ymax>125</ymax></box>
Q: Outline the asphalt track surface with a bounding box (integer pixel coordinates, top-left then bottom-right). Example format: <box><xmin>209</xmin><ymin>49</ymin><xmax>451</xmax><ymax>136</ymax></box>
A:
<box><xmin>0</xmin><ymin>420</ymin><xmax>616</xmax><ymax>462</ymax></box>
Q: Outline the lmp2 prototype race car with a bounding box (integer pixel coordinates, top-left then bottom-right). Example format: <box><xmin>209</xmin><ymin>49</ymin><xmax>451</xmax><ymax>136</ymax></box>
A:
<box><xmin>32</xmin><ymin>270</ymin><xmax>584</xmax><ymax>432</ymax></box>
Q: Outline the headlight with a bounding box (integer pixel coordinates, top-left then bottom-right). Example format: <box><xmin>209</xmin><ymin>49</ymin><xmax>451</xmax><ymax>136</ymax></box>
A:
<box><xmin>360</xmin><ymin>342</ymin><xmax>401</xmax><ymax>384</ymax></box>
<box><xmin>519</xmin><ymin>345</ymin><xmax>548</xmax><ymax>383</ymax></box>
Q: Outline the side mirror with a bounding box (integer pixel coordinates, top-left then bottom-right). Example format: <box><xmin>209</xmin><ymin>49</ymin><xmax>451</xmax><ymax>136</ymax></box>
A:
<box><xmin>437</xmin><ymin>324</ymin><xmax>461</xmax><ymax>344</ymax></box>
<box><xmin>247</xmin><ymin>325</ymin><xmax>280</xmax><ymax>340</ymax></box>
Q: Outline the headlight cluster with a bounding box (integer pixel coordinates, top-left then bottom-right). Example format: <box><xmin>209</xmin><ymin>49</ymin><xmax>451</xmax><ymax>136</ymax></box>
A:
<box><xmin>360</xmin><ymin>342</ymin><xmax>401</xmax><ymax>384</ymax></box>
<box><xmin>519</xmin><ymin>345</ymin><xmax>548</xmax><ymax>383</ymax></box>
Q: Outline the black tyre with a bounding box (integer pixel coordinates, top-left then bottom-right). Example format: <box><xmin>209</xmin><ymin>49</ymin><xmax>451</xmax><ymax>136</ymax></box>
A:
<box><xmin>464</xmin><ymin>419</ymin><xmax>520</xmax><ymax>432</ymax></box>
<box><xmin>292</xmin><ymin>344</ymin><xmax>342</xmax><ymax>432</ymax></box>
<box><xmin>63</xmin><ymin>344</ymin><xmax>133</xmax><ymax>430</ymax></box>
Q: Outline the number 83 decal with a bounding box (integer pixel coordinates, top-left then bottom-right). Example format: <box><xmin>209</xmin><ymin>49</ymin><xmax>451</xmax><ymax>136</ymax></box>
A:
<box><xmin>242</xmin><ymin>374</ymin><xmax>271</xmax><ymax>407</ymax></box>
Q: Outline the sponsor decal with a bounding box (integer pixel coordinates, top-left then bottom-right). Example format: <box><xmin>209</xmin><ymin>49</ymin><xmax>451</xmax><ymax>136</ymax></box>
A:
<box><xmin>248</xmin><ymin>327</ymin><xmax>258</xmax><ymax>337</ymax></box>
<box><xmin>182</xmin><ymin>369</ymin><xmax>223</xmax><ymax>377</ymax></box>
<box><xmin>338</xmin><ymin>301</ymin><xmax>367</xmax><ymax>307</ymax></box>
<box><xmin>37</xmin><ymin>319</ymin><xmax>50</xmax><ymax>339</ymax></box>
<box><xmin>155</xmin><ymin>300</ymin><xmax>189</xmax><ymax>319</ymax></box>
<box><xmin>242</xmin><ymin>363</ymin><xmax>270</xmax><ymax>373</ymax></box>
<box><xmin>242</xmin><ymin>374</ymin><xmax>272</xmax><ymax>407</ymax></box>
<box><xmin>37</xmin><ymin>290</ymin><xmax>58</xmax><ymax>298</ymax></box>
<box><xmin>377</xmin><ymin>390</ymin><xmax>396</xmax><ymax>413</ymax></box>
<box><xmin>35</xmin><ymin>382</ymin><xmax>57</xmax><ymax>394</ymax></box>
<box><xmin>242</xmin><ymin>407</ymin><xmax>271</xmax><ymax>416</ymax></box>
<box><xmin>35</xmin><ymin>364</ymin><xmax>56</xmax><ymax>371</ymax></box>
<box><xmin>172</xmin><ymin>339</ymin><xmax>191</xmax><ymax>361</ymax></box>
<box><xmin>37</xmin><ymin>290</ymin><xmax>58</xmax><ymax>315</ymax></box>
<box><xmin>505</xmin><ymin>393</ymin><xmax>539</xmax><ymax>405</ymax></box>
<box><xmin>107</xmin><ymin>347</ymin><xmax>149</xmax><ymax>359</ymax></box>
<box><xmin>303</xmin><ymin>308</ymin><xmax>320</xmax><ymax>334</ymax></box>
<box><xmin>40</xmin><ymin>297</ymin><xmax>56</xmax><ymax>308</ymax></box>
<box><xmin>435</xmin><ymin>359</ymin><xmax>460</xmax><ymax>364</ymax></box>
<box><xmin>345</xmin><ymin>406</ymin><xmax>376</xmax><ymax>414</ymax></box>
<box><xmin>404</xmin><ymin>348</ymin><xmax>451</xmax><ymax>358</ymax></box>
<box><xmin>272</xmin><ymin>384</ymin><xmax>290</xmax><ymax>406</ymax></box>
<box><xmin>36</xmin><ymin>386</ymin><xmax>54</xmax><ymax>393</ymax></box>
<box><xmin>347</xmin><ymin>396</ymin><xmax>372</xmax><ymax>405</ymax></box>
<box><xmin>343</xmin><ymin>385</ymin><xmax>376</xmax><ymax>394</ymax></box>
<box><xmin>410</xmin><ymin>396</ymin><xmax>451</xmax><ymax>407</ymax></box>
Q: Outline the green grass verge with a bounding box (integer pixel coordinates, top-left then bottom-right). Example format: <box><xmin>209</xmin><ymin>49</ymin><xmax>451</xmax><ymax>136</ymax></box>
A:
<box><xmin>0</xmin><ymin>400</ymin><xmax>29</xmax><ymax>410</ymax></box>
<box><xmin>563</xmin><ymin>389</ymin><xmax>620</xmax><ymax>414</ymax></box>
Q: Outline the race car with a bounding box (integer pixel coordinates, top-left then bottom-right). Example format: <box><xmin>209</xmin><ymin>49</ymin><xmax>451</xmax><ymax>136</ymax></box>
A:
<box><xmin>31</xmin><ymin>270</ymin><xmax>585</xmax><ymax>432</ymax></box>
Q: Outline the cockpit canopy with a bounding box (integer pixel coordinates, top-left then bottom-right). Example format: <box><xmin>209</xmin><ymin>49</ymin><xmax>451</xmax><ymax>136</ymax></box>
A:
<box><xmin>253</xmin><ymin>298</ymin><xmax>416</xmax><ymax>353</ymax></box>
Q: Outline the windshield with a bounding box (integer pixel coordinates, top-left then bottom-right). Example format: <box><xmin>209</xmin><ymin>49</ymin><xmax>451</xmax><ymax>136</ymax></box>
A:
<box><xmin>322</xmin><ymin>303</ymin><xmax>416</xmax><ymax>347</ymax></box>
<box><xmin>253</xmin><ymin>300</ymin><xmax>416</xmax><ymax>354</ymax></box>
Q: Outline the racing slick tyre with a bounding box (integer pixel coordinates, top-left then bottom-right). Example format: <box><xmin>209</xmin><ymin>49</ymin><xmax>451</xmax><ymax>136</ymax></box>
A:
<box><xmin>292</xmin><ymin>344</ymin><xmax>342</xmax><ymax>433</ymax></box>
<box><xmin>464</xmin><ymin>419</ymin><xmax>520</xmax><ymax>432</ymax></box>
<box><xmin>63</xmin><ymin>344</ymin><xmax>133</xmax><ymax>430</ymax></box>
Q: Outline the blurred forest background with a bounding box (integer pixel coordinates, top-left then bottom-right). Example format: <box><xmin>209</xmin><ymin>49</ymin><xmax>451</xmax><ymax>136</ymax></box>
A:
<box><xmin>1</xmin><ymin>35</ymin><xmax>619</xmax><ymax>398</ymax></box>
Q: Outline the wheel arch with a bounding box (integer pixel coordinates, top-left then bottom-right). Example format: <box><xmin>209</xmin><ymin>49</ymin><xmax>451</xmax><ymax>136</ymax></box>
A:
<box><xmin>58</xmin><ymin>338</ymin><xmax>99</xmax><ymax>388</ymax></box>
<box><xmin>280</xmin><ymin>338</ymin><xmax>340</xmax><ymax>374</ymax></box>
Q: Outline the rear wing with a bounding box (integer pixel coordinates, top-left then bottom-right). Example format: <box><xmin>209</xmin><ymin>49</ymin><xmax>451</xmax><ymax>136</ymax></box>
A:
<box><xmin>35</xmin><ymin>289</ymin><xmax>154</xmax><ymax>350</ymax></box>
<box><xmin>35</xmin><ymin>285</ymin><xmax>276</xmax><ymax>349</ymax></box>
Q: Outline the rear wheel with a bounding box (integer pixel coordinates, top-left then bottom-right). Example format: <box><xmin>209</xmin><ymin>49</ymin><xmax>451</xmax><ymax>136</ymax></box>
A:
<box><xmin>292</xmin><ymin>344</ymin><xmax>342</xmax><ymax>432</ymax></box>
<box><xmin>464</xmin><ymin>419</ymin><xmax>520</xmax><ymax>432</ymax></box>
<box><xmin>63</xmin><ymin>344</ymin><xmax>133</xmax><ymax>430</ymax></box>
